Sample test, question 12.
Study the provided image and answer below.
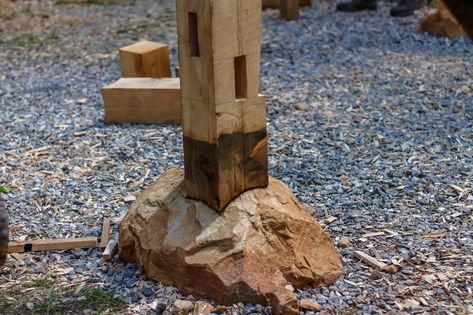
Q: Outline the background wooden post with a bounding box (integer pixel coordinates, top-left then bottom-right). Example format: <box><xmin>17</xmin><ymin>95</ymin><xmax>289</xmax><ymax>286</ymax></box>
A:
<box><xmin>280</xmin><ymin>0</ymin><xmax>300</xmax><ymax>20</ymax></box>
<box><xmin>176</xmin><ymin>0</ymin><xmax>269</xmax><ymax>211</ymax></box>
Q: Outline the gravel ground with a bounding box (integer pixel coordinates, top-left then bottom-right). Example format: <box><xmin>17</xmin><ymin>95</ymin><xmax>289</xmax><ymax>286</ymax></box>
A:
<box><xmin>0</xmin><ymin>0</ymin><xmax>472</xmax><ymax>314</ymax></box>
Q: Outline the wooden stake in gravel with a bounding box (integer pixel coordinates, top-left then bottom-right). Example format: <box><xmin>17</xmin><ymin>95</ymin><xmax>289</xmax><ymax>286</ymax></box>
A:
<box><xmin>353</xmin><ymin>251</ymin><xmax>398</xmax><ymax>274</ymax></box>
<box><xmin>99</xmin><ymin>217</ymin><xmax>111</xmax><ymax>249</ymax></box>
<box><xmin>8</xmin><ymin>237</ymin><xmax>98</xmax><ymax>253</ymax></box>
<box><xmin>102</xmin><ymin>239</ymin><xmax>118</xmax><ymax>262</ymax></box>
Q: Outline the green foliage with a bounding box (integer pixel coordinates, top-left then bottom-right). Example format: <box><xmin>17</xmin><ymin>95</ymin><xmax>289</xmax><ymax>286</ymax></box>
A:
<box><xmin>76</xmin><ymin>286</ymin><xmax>124</xmax><ymax>312</ymax></box>
<box><xmin>0</xmin><ymin>292</ymin><xmax>10</xmax><ymax>311</ymax></box>
<box><xmin>13</xmin><ymin>34</ymin><xmax>42</xmax><ymax>48</ymax></box>
<box><xmin>0</xmin><ymin>186</ymin><xmax>10</xmax><ymax>193</ymax></box>
<box><xmin>34</xmin><ymin>276</ymin><xmax>58</xmax><ymax>289</ymax></box>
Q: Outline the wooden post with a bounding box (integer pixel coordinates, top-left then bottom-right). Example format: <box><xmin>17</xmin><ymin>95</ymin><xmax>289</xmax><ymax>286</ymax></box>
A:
<box><xmin>280</xmin><ymin>0</ymin><xmax>300</xmax><ymax>20</ymax></box>
<box><xmin>176</xmin><ymin>0</ymin><xmax>269</xmax><ymax>211</ymax></box>
<box><xmin>119</xmin><ymin>41</ymin><xmax>172</xmax><ymax>78</ymax></box>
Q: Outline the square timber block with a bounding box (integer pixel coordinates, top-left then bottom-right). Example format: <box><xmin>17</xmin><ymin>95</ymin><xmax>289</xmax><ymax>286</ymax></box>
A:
<box><xmin>101</xmin><ymin>78</ymin><xmax>181</xmax><ymax>125</ymax></box>
<box><xmin>119</xmin><ymin>41</ymin><xmax>172</xmax><ymax>78</ymax></box>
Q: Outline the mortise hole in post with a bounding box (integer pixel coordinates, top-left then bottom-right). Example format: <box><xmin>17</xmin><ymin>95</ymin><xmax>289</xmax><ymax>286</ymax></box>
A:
<box><xmin>188</xmin><ymin>12</ymin><xmax>200</xmax><ymax>57</ymax></box>
<box><xmin>234</xmin><ymin>55</ymin><xmax>247</xmax><ymax>100</ymax></box>
<box><xmin>25</xmin><ymin>243</ymin><xmax>32</xmax><ymax>252</ymax></box>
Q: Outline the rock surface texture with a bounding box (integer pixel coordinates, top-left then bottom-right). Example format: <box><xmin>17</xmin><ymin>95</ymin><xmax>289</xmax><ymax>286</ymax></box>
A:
<box><xmin>119</xmin><ymin>168</ymin><xmax>343</xmax><ymax>314</ymax></box>
<box><xmin>417</xmin><ymin>0</ymin><xmax>469</xmax><ymax>39</ymax></box>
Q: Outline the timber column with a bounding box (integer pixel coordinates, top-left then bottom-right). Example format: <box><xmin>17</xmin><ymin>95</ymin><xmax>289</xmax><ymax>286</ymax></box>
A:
<box><xmin>177</xmin><ymin>0</ymin><xmax>268</xmax><ymax>211</ymax></box>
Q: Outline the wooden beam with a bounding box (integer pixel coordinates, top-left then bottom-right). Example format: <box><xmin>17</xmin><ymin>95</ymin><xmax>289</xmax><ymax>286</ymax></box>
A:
<box><xmin>99</xmin><ymin>217</ymin><xmax>111</xmax><ymax>249</ymax></box>
<box><xmin>8</xmin><ymin>237</ymin><xmax>98</xmax><ymax>253</ymax></box>
<box><xmin>119</xmin><ymin>41</ymin><xmax>172</xmax><ymax>78</ymax></box>
<box><xmin>101</xmin><ymin>78</ymin><xmax>181</xmax><ymax>125</ymax></box>
<box><xmin>102</xmin><ymin>240</ymin><xmax>118</xmax><ymax>262</ymax></box>
<box><xmin>353</xmin><ymin>251</ymin><xmax>398</xmax><ymax>274</ymax></box>
<box><xmin>177</xmin><ymin>0</ymin><xmax>269</xmax><ymax>211</ymax></box>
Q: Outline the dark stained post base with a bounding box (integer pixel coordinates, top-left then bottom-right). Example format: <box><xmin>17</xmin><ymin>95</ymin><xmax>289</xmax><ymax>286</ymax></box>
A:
<box><xmin>184</xmin><ymin>129</ymin><xmax>268</xmax><ymax>211</ymax></box>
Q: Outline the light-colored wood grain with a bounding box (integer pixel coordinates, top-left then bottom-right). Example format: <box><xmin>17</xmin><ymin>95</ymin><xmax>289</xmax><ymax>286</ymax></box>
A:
<box><xmin>120</xmin><ymin>41</ymin><xmax>172</xmax><ymax>78</ymax></box>
<box><xmin>177</xmin><ymin>0</ymin><xmax>268</xmax><ymax>211</ymax></box>
<box><xmin>102</xmin><ymin>240</ymin><xmax>118</xmax><ymax>262</ymax></box>
<box><xmin>353</xmin><ymin>251</ymin><xmax>387</xmax><ymax>269</ymax></box>
<box><xmin>101</xmin><ymin>78</ymin><xmax>181</xmax><ymax>125</ymax></box>
<box><xmin>99</xmin><ymin>217</ymin><xmax>111</xmax><ymax>249</ymax></box>
<box><xmin>8</xmin><ymin>237</ymin><xmax>98</xmax><ymax>253</ymax></box>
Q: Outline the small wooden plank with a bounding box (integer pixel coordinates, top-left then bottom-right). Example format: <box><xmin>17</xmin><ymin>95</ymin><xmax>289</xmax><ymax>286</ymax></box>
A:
<box><xmin>102</xmin><ymin>240</ymin><xmax>118</xmax><ymax>262</ymax></box>
<box><xmin>362</xmin><ymin>231</ymin><xmax>385</xmax><ymax>238</ymax></box>
<box><xmin>101</xmin><ymin>78</ymin><xmax>181</xmax><ymax>125</ymax></box>
<box><xmin>99</xmin><ymin>217</ymin><xmax>111</xmax><ymax>249</ymax></box>
<box><xmin>8</xmin><ymin>237</ymin><xmax>98</xmax><ymax>253</ymax></box>
<box><xmin>119</xmin><ymin>41</ymin><xmax>172</xmax><ymax>78</ymax></box>
<box><xmin>353</xmin><ymin>251</ymin><xmax>398</xmax><ymax>274</ymax></box>
<box><xmin>353</xmin><ymin>251</ymin><xmax>387</xmax><ymax>269</ymax></box>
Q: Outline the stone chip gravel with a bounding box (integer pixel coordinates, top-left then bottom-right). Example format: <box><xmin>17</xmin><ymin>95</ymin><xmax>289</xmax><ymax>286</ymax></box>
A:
<box><xmin>0</xmin><ymin>0</ymin><xmax>472</xmax><ymax>314</ymax></box>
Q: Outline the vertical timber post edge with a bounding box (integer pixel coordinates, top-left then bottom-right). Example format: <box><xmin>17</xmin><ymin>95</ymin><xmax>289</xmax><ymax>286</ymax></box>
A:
<box><xmin>177</xmin><ymin>0</ymin><xmax>269</xmax><ymax>211</ymax></box>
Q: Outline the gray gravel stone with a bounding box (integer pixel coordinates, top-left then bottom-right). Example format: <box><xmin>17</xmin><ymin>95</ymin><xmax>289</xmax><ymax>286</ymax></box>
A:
<box><xmin>0</xmin><ymin>0</ymin><xmax>472</xmax><ymax>314</ymax></box>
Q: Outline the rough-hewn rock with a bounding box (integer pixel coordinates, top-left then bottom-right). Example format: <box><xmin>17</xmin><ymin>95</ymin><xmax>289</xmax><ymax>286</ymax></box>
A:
<box><xmin>416</xmin><ymin>0</ymin><xmax>468</xmax><ymax>39</ymax></box>
<box><xmin>0</xmin><ymin>198</ymin><xmax>8</xmax><ymax>267</ymax></box>
<box><xmin>299</xmin><ymin>298</ymin><xmax>322</xmax><ymax>312</ymax></box>
<box><xmin>119</xmin><ymin>169</ymin><xmax>343</xmax><ymax>314</ymax></box>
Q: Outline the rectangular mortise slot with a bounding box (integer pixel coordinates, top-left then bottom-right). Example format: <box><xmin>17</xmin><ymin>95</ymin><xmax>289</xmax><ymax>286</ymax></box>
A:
<box><xmin>234</xmin><ymin>55</ymin><xmax>247</xmax><ymax>99</ymax></box>
<box><xmin>188</xmin><ymin>12</ymin><xmax>200</xmax><ymax>57</ymax></box>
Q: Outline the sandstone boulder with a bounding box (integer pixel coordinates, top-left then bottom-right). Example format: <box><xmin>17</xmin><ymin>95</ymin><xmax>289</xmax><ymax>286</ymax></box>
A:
<box><xmin>119</xmin><ymin>169</ymin><xmax>343</xmax><ymax>314</ymax></box>
<box><xmin>417</xmin><ymin>0</ymin><xmax>469</xmax><ymax>39</ymax></box>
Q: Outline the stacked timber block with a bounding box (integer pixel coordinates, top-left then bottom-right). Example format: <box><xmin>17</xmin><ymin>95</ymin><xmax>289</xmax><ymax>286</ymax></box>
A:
<box><xmin>101</xmin><ymin>40</ymin><xmax>181</xmax><ymax>124</ymax></box>
<box><xmin>120</xmin><ymin>41</ymin><xmax>171</xmax><ymax>78</ymax></box>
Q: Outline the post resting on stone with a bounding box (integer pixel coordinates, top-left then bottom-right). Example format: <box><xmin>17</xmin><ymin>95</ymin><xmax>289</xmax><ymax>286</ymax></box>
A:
<box><xmin>177</xmin><ymin>0</ymin><xmax>269</xmax><ymax>211</ymax></box>
<box><xmin>118</xmin><ymin>1</ymin><xmax>344</xmax><ymax>314</ymax></box>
